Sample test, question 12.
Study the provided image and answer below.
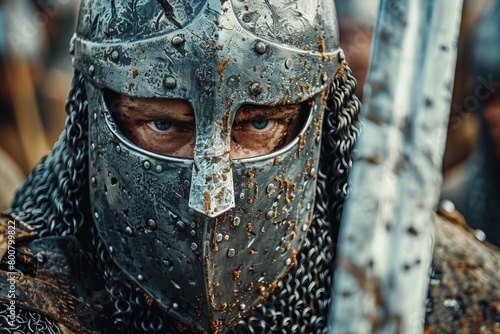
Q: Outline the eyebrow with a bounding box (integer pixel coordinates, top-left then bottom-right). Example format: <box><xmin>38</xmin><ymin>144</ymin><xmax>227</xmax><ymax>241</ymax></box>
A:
<box><xmin>234</xmin><ymin>104</ymin><xmax>301</xmax><ymax>122</ymax></box>
<box><xmin>115</xmin><ymin>96</ymin><xmax>195</xmax><ymax>120</ymax></box>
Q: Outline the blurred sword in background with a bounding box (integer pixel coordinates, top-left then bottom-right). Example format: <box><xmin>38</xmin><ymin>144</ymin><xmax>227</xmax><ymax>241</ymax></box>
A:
<box><xmin>329</xmin><ymin>0</ymin><xmax>463</xmax><ymax>333</ymax></box>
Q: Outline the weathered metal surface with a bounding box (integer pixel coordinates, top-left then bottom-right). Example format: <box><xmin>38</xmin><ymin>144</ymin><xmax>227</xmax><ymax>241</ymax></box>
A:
<box><xmin>424</xmin><ymin>213</ymin><xmax>500</xmax><ymax>333</ymax></box>
<box><xmin>329</xmin><ymin>0</ymin><xmax>463</xmax><ymax>333</ymax></box>
<box><xmin>74</xmin><ymin>0</ymin><xmax>340</xmax><ymax>218</ymax></box>
<box><xmin>73</xmin><ymin>0</ymin><xmax>343</xmax><ymax>332</ymax></box>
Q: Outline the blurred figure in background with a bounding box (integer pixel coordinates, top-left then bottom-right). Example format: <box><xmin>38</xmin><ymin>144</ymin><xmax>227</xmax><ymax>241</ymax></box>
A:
<box><xmin>335</xmin><ymin>0</ymin><xmax>379</xmax><ymax>98</ymax></box>
<box><xmin>457</xmin><ymin>0</ymin><xmax>500</xmax><ymax>247</ymax></box>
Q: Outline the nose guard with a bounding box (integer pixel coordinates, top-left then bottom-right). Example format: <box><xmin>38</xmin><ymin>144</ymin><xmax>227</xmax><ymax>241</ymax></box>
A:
<box><xmin>189</xmin><ymin>94</ymin><xmax>235</xmax><ymax>217</ymax></box>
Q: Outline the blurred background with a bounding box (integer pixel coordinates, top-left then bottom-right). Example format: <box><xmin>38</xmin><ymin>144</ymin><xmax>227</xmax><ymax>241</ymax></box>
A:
<box><xmin>0</xmin><ymin>0</ymin><xmax>498</xmax><ymax>245</ymax></box>
<box><xmin>0</xmin><ymin>0</ymin><xmax>79</xmax><ymax>208</ymax></box>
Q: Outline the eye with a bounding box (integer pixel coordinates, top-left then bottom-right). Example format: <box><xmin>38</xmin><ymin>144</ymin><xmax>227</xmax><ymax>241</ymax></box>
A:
<box><xmin>249</xmin><ymin>119</ymin><xmax>273</xmax><ymax>131</ymax></box>
<box><xmin>147</xmin><ymin>121</ymin><xmax>172</xmax><ymax>132</ymax></box>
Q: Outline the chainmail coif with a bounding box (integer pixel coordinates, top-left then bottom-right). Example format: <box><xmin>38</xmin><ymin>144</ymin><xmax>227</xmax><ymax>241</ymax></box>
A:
<box><xmin>7</xmin><ymin>66</ymin><xmax>361</xmax><ymax>333</ymax></box>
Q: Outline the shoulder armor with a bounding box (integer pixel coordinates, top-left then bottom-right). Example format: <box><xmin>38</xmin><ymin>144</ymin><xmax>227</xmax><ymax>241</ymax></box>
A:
<box><xmin>0</xmin><ymin>213</ymin><xmax>107</xmax><ymax>333</ymax></box>
<box><xmin>425</xmin><ymin>212</ymin><xmax>500</xmax><ymax>333</ymax></box>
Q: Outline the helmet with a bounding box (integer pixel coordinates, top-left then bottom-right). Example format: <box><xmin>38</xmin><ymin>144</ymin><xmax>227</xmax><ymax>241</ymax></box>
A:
<box><xmin>72</xmin><ymin>0</ymin><xmax>343</xmax><ymax>331</ymax></box>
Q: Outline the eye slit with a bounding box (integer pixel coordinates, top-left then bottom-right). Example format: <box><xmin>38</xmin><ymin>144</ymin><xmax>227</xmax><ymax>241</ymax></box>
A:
<box><xmin>147</xmin><ymin>121</ymin><xmax>172</xmax><ymax>132</ymax></box>
<box><xmin>250</xmin><ymin>119</ymin><xmax>270</xmax><ymax>130</ymax></box>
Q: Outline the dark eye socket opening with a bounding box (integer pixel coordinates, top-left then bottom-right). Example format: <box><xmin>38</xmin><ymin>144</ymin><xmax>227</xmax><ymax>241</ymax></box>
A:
<box><xmin>102</xmin><ymin>88</ymin><xmax>313</xmax><ymax>158</ymax></box>
<box><xmin>294</xmin><ymin>100</ymin><xmax>313</xmax><ymax>135</ymax></box>
<box><xmin>103</xmin><ymin>89</ymin><xmax>121</xmax><ymax>115</ymax></box>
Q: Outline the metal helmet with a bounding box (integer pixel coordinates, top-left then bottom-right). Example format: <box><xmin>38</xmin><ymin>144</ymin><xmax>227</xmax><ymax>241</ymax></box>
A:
<box><xmin>72</xmin><ymin>0</ymin><xmax>343</xmax><ymax>332</ymax></box>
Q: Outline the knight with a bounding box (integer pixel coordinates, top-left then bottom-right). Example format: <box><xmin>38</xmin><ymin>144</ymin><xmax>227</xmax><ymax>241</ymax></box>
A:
<box><xmin>1</xmin><ymin>0</ymin><xmax>498</xmax><ymax>333</ymax></box>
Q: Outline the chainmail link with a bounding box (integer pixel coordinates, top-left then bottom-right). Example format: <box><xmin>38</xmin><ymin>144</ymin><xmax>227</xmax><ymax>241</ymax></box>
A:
<box><xmin>2</xmin><ymin>72</ymin><xmax>89</xmax><ymax>333</ymax></box>
<box><xmin>0</xmin><ymin>303</ymin><xmax>62</xmax><ymax>334</ymax></box>
<box><xmin>8</xmin><ymin>71</ymin><xmax>89</xmax><ymax>238</ymax></box>
<box><xmin>7</xmin><ymin>66</ymin><xmax>360</xmax><ymax>333</ymax></box>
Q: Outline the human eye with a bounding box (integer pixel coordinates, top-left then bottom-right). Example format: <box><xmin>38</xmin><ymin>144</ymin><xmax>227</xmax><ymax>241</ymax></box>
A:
<box><xmin>246</xmin><ymin>119</ymin><xmax>275</xmax><ymax>132</ymax></box>
<box><xmin>105</xmin><ymin>92</ymin><xmax>196</xmax><ymax>158</ymax></box>
<box><xmin>239</xmin><ymin>119</ymin><xmax>276</xmax><ymax>133</ymax></box>
<box><xmin>230</xmin><ymin>104</ymin><xmax>302</xmax><ymax>158</ymax></box>
<box><xmin>147</xmin><ymin>120</ymin><xmax>172</xmax><ymax>132</ymax></box>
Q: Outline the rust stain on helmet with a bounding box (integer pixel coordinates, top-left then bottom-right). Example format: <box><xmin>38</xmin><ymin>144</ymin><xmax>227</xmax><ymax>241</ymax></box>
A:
<box><xmin>217</xmin><ymin>58</ymin><xmax>231</xmax><ymax>81</ymax></box>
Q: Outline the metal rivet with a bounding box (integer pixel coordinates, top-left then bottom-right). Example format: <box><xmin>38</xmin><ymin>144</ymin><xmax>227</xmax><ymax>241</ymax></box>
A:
<box><xmin>171</xmin><ymin>36</ymin><xmax>184</xmax><ymax>46</ymax></box>
<box><xmin>164</xmin><ymin>76</ymin><xmax>177</xmax><ymax>89</ymax></box>
<box><xmin>224</xmin><ymin>235</ymin><xmax>229</xmax><ymax>241</ymax></box>
<box><xmin>116</xmin><ymin>145</ymin><xmax>121</xmax><ymax>154</ymax></box>
<box><xmin>89</xmin><ymin>65</ymin><xmax>95</xmax><ymax>76</ymax></box>
<box><xmin>91</xmin><ymin>177</ymin><xmax>97</xmax><ymax>187</ymax></box>
<box><xmin>239</xmin><ymin>303</ymin><xmax>246</xmax><ymax>311</ymax></box>
<box><xmin>321</xmin><ymin>73</ymin><xmax>328</xmax><ymax>83</ymax></box>
<box><xmin>239</xmin><ymin>193</ymin><xmax>245</xmax><ymax>200</ymax></box>
<box><xmin>242</xmin><ymin>13</ymin><xmax>252</xmax><ymax>23</ymax></box>
<box><xmin>94</xmin><ymin>212</ymin><xmax>99</xmax><ymax>219</ymax></box>
<box><xmin>310</xmin><ymin>168</ymin><xmax>316</xmax><ymax>177</ymax></box>
<box><xmin>216</xmin><ymin>234</ymin><xmax>223</xmax><ymax>242</ymax></box>
<box><xmin>306</xmin><ymin>203</ymin><xmax>311</xmax><ymax>210</ymax></box>
<box><xmin>338</xmin><ymin>50</ymin><xmax>346</xmax><ymax>63</ymax></box>
<box><xmin>36</xmin><ymin>253</ymin><xmax>46</xmax><ymax>264</ymax></box>
<box><xmin>93</xmin><ymin>112</ymin><xmax>97</xmax><ymax>120</ymax></box>
<box><xmin>233</xmin><ymin>217</ymin><xmax>241</xmax><ymax>226</ymax></box>
<box><xmin>191</xmin><ymin>243</ymin><xmax>198</xmax><ymax>250</ymax></box>
<box><xmin>111</xmin><ymin>50</ymin><xmax>119</xmax><ymax>62</ymax></box>
<box><xmin>183</xmin><ymin>180</ymin><xmax>190</xmax><ymax>187</ymax></box>
<box><xmin>143</xmin><ymin>161</ymin><xmax>151</xmax><ymax>170</ymax></box>
<box><xmin>137</xmin><ymin>274</ymin><xmax>144</xmax><ymax>282</ymax></box>
<box><xmin>227</xmin><ymin>248</ymin><xmax>236</xmax><ymax>258</ymax></box>
<box><xmin>439</xmin><ymin>199</ymin><xmax>455</xmax><ymax>214</ymax></box>
<box><xmin>173</xmin><ymin>303</ymin><xmax>179</xmax><ymax>310</ymax></box>
<box><xmin>109</xmin><ymin>246</ymin><xmax>113</xmax><ymax>254</ymax></box>
<box><xmin>285</xmin><ymin>58</ymin><xmax>293</xmax><ymax>69</ymax></box>
<box><xmin>156</xmin><ymin>165</ymin><xmax>163</xmax><ymax>173</ymax></box>
<box><xmin>254</xmin><ymin>41</ymin><xmax>267</xmax><ymax>54</ymax></box>
<box><xmin>148</xmin><ymin>219</ymin><xmax>157</xmax><ymax>229</ymax></box>
<box><xmin>285</xmin><ymin>258</ymin><xmax>291</xmax><ymax>266</ymax></box>
<box><xmin>125</xmin><ymin>226</ymin><xmax>133</xmax><ymax>236</ymax></box>
<box><xmin>91</xmin><ymin>143</ymin><xmax>96</xmax><ymax>150</ymax></box>
<box><xmin>190</xmin><ymin>222</ymin><xmax>196</xmax><ymax>228</ymax></box>
<box><xmin>266</xmin><ymin>184</ymin><xmax>275</xmax><ymax>194</ymax></box>
<box><xmin>191</xmin><ymin>230</ymin><xmax>196</xmax><ymax>236</ymax></box>
<box><xmin>176</xmin><ymin>221</ymin><xmax>186</xmax><ymax>230</ymax></box>
<box><xmin>249</xmin><ymin>82</ymin><xmax>263</xmax><ymax>95</ymax></box>
<box><xmin>474</xmin><ymin>229</ymin><xmax>486</xmax><ymax>242</ymax></box>
<box><xmin>266</xmin><ymin>211</ymin><xmax>274</xmax><ymax>220</ymax></box>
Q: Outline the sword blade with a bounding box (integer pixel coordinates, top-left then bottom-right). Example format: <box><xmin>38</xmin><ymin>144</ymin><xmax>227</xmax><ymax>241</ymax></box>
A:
<box><xmin>329</xmin><ymin>0</ymin><xmax>463</xmax><ymax>333</ymax></box>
